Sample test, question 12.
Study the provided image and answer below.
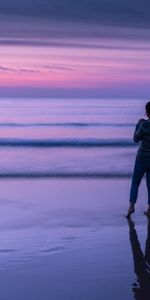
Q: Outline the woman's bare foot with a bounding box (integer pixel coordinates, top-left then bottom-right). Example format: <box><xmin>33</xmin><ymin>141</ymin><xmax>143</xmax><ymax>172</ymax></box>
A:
<box><xmin>126</xmin><ymin>205</ymin><xmax>135</xmax><ymax>218</ymax></box>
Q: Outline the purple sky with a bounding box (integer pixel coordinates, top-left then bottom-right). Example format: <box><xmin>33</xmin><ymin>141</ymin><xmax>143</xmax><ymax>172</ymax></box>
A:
<box><xmin>0</xmin><ymin>0</ymin><xmax>150</xmax><ymax>98</ymax></box>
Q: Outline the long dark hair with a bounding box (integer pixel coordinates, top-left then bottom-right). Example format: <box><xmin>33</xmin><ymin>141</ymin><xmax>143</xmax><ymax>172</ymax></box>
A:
<box><xmin>146</xmin><ymin>102</ymin><xmax>150</xmax><ymax>115</ymax></box>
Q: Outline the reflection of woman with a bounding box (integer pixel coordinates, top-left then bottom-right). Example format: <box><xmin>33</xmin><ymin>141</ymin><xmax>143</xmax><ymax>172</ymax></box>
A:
<box><xmin>127</xmin><ymin>218</ymin><xmax>150</xmax><ymax>300</ymax></box>
<box><xmin>126</xmin><ymin>102</ymin><xmax>150</xmax><ymax>218</ymax></box>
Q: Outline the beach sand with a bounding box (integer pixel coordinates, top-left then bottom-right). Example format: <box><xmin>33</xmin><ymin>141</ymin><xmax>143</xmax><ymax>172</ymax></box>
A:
<box><xmin>0</xmin><ymin>178</ymin><xmax>149</xmax><ymax>300</ymax></box>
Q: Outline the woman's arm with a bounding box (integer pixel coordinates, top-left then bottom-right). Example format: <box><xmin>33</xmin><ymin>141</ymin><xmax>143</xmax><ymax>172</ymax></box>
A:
<box><xmin>133</xmin><ymin>119</ymin><xmax>145</xmax><ymax>143</ymax></box>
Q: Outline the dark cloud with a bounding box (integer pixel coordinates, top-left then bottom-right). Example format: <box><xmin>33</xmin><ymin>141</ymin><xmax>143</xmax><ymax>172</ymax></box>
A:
<box><xmin>1</xmin><ymin>33</ymin><xmax>150</xmax><ymax>50</ymax></box>
<box><xmin>0</xmin><ymin>17</ymin><xmax>150</xmax><ymax>48</ymax></box>
<box><xmin>0</xmin><ymin>66</ymin><xmax>37</xmax><ymax>73</ymax></box>
<box><xmin>0</xmin><ymin>0</ymin><xmax>150</xmax><ymax>28</ymax></box>
<box><xmin>0</xmin><ymin>0</ymin><xmax>150</xmax><ymax>48</ymax></box>
<box><xmin>0</xmin><ymin>66</ymin><xmax>14</xmax><ymax>72</ymax></box>
<box><xmin>43</xmin><ymin>66</ymin><xmax>72</xmax><ymax>71</ymax></box>
<box><xmin>0</xmin><ymin>65</ymin><xmax>73</xmax><ymax>74</ymax></box>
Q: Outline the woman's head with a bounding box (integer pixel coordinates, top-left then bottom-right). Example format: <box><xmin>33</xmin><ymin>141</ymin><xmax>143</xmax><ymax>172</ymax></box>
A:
<box><xmin>145</xmin><ymin>101</ymin><xmax>150</xmax><ymax>118</ymax></box>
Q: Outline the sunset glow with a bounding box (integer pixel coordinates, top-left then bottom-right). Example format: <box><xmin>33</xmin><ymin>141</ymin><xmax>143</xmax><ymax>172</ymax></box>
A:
<box><xmin>0</xmin><ymin>1</ymin><xmax>150</xmax><ymax>97</ymax></box>
<box><xmin>0</xmin><ymin>39</ymin><xmax>150</xmax><ymax>91</ymax></box>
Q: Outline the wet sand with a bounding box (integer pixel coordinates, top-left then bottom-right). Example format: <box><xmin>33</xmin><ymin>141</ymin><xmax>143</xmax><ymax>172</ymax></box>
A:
<box><xmin>0</xmin><ymin>178</ymin><xmax>149</xmax><ymax>300</ymax></box>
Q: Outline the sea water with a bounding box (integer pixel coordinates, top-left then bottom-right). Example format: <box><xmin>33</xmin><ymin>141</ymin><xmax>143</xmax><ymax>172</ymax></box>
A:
<box><xmin>0</xmin><ymin>97</ymin><xmax>145</xmax><ymax>177</ymax></box>
<box><xmin>0</xmin><ymin>98</ymin><xmax>148</xmax><ymax>300</ymax></box>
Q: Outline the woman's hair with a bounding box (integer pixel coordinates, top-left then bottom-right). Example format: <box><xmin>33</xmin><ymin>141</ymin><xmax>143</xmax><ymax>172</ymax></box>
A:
<box><xmin>145</xmin><ymin>101</ymin><xmax>150</xmax><ymax>115</ymax></box>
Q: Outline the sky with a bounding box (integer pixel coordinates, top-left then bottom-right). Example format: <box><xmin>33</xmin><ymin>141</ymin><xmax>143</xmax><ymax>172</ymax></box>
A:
<box><xmin>0</xmin><ymin>0</ymin><xmax>150</xmax><ymax>98</ymax></box>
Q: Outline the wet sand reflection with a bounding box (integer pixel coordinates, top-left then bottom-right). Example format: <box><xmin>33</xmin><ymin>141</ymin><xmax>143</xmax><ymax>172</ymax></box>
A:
<box><xmin>127</xmin><ymin>217</ymin><xmax>150</xmax><ymax>300</ymax></box>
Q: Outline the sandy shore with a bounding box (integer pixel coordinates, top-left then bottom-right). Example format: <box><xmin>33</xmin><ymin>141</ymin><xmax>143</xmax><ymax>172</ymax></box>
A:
<box><xmin>0</xmin><ymin>178</ymin><xmax>149</xmax><ymax>299</ymax></box>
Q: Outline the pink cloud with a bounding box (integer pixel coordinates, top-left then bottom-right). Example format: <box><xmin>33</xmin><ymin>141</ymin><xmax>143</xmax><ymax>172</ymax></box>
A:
<box><xmin>0</xmin><ymin>36</ymin><xmax>149</xmax><ymax>91</ymax></box>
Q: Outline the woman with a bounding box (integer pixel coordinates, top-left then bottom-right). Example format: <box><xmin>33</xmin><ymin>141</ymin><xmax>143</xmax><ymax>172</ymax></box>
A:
<box><xmin>126</xmin><ymin>101</ymin><xmax>150</xmax><ymax>218</ymax></box>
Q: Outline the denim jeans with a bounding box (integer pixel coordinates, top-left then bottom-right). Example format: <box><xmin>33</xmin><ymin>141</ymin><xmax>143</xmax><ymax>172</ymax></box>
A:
<box><xmin>130</xmin><ymin>157</ymin><xmax>150</xmax><ymax>205</ymax></box>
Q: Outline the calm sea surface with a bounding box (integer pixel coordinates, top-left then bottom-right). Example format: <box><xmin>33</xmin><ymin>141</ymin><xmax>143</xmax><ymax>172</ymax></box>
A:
<box><xmin>0</xmin><ymin>98</ymin><xmax>145</xmax><ymax>177</ymax></box>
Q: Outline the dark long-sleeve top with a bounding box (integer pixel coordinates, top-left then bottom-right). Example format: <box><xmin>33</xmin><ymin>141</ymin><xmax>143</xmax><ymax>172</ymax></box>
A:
<box><xmin>134</xmin><ymin>119</ymin><xmax>150</xmax><ymax>159</ymax></box>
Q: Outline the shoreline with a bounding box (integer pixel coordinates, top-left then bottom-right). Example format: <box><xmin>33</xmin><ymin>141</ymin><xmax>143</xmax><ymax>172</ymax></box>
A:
<box><xmin>0</xmin><ymin>178</ymin><xmax>148</xmax><ymax>299</ymax></box>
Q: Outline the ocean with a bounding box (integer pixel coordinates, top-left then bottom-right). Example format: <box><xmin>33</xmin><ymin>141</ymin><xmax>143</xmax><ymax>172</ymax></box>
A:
<box><xmin>0</xmin><ymin>98</ymin><xmax>148</xmax><ymax>300</ymax></box>
<box><xmin>0</xmin><ymin>98</ymin><xmax>145</xmax><ymax>177</ymax></box>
